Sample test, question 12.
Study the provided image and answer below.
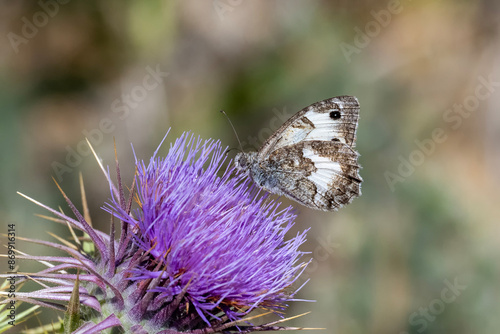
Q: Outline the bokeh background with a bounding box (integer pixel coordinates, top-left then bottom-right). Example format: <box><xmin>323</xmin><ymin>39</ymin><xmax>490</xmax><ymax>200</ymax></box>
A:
<box><xmin>1</xmin><ymin>1</ymin><xmax>499</xmax><ymax>333</ymax></box>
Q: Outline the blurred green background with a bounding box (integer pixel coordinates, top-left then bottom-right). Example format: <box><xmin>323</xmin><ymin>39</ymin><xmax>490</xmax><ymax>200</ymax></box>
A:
<box><xmin>1</xmin><ymin>1</ymin><xmax>499</xmax><ymax>333</ymax></box>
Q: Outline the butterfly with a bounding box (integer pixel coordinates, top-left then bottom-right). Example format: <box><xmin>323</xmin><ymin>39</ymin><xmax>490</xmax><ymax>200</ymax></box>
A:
<box><xmin>234</xmin><ymin>96</ymin><xmax>362</xmax><ymax>211</ymax></box>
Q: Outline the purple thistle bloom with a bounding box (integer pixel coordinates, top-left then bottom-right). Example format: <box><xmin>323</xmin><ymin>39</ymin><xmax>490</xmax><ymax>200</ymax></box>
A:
<box><xmin>105</xmin><ymin>132</ymin><xmax>309</xmax><ymax>327</ymax></box>
<box><xmin>5</xmin><ymin>132</ymin><xmax>311</xmax><ymax>333</ymax></box>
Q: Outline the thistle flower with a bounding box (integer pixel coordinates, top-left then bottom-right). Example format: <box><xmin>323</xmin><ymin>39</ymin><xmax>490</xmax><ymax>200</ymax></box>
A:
<box><xmin>1</xmin><ymin>132</ymin><xmax>311</xmax><ymax>333</ymax></box>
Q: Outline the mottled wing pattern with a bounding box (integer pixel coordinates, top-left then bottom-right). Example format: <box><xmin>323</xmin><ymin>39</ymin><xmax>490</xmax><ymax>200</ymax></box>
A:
<box><xmin>267</xmin><ymin>141</ymin><xmax>361</xmax><ymax>211</ymax></box>
<box><xmin>234</xmin><ymin>95</ymin><xmax>362</xmax><ymax>211</ymax></box>
<box><xmin>258</xmin><ymin>96</ymin><xmax>359</xmax><ymax>159</ymax></box>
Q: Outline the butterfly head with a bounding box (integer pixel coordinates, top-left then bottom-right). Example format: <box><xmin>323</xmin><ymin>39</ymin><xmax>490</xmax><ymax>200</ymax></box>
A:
<box><xmin>234</xmin><ymin>152</ymin><xmax>258</xmax><ymax>175</ymax></box>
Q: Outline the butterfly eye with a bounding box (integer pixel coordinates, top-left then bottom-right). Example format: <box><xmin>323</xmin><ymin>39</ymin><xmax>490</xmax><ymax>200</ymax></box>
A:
<box><xmin>329</xmin><ymin>111</ymin><xmax>341</xmax><ymax>119</ymax></box>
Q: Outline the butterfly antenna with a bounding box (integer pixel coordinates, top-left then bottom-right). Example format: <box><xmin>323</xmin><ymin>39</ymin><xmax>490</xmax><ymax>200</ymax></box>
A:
<box><xmin>220</xmin><ymin>110</ymin><xmax>244</xmax><ymax>152</ymax></box>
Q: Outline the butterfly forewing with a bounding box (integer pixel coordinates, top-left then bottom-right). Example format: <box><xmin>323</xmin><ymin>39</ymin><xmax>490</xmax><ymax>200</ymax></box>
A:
<box><xmin>258</xmin><ymin>96</ymin><xmax>359</xmax><ymax>158</ymax></box>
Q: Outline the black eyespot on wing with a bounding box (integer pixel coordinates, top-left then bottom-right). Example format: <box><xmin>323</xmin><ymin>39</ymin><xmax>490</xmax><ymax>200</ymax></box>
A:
<box><xmin>332</xmin><ymin>138</ymin><xmax>340</xmax><ymax>142</ymax></box>
<box><xmin>329</xmin><ymin>111</ymin><xmax>341</xmax><ymax>119</ymax></box>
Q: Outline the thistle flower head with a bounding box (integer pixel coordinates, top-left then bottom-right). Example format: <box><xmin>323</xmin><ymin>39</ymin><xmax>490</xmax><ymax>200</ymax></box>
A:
<box><xmin>2</xmin><ymin>132</ymin><xmax>311</xmax><ymax>333</ymax></box>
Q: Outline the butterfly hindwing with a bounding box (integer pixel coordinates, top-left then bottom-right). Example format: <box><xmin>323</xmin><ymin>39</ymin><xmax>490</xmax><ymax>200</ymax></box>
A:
<box><xmin>265</xmin><ymin>141</ymin><xmax>361</xmax><ymax>211</ymax></box>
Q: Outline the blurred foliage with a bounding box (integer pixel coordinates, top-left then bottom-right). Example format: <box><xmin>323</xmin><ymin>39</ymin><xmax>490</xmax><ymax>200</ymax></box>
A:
<box><xmin>1</xmin><ymin>0</ymin><xmax>499</xmax><ymax>333</ymax></box>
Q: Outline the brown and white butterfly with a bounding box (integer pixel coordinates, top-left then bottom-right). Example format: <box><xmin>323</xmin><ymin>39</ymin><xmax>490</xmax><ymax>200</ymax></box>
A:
<box><xmin>234</xmin><ymin>96</ymin><xmax>362</xmax><ymax>211</ymax></box>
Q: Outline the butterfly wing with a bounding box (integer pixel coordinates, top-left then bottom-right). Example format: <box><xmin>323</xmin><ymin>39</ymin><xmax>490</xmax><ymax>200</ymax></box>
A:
<box><xmin>265</xmin><ymin>140</ymin><xmax>362</xmax><ymax>211</ymax></box>
<box><xmin>258</xmin><ymin>96</ymin><xmax>359</xmax><ymax>159</ymax></box>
